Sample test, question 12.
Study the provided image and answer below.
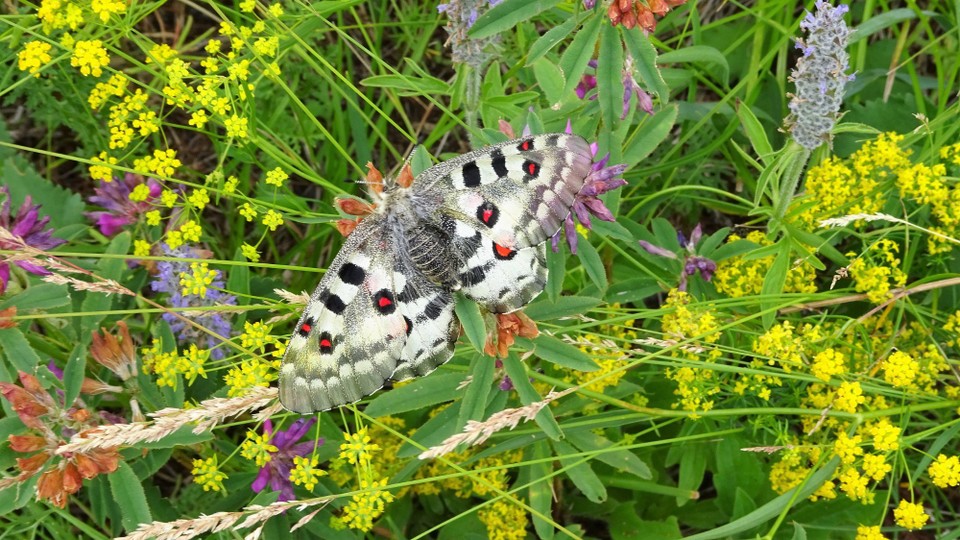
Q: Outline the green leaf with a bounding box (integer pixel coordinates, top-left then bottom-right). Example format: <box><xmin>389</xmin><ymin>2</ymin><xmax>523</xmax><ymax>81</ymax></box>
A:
<box><xmin>545</xmin><ymin>246</ymin><xmax>566</xmax><ymax>302</ymax></box>
<box><xmin>524</xmin><ymin>295</ymin><xmax>601</xmax><ymax>321</ymax></box>
<box><xmin>849</xmin><ymin>9</ymin><xmax>933</xmax><ymax>43</ymax></box>
<box><xmin>469</xmin><ymin>0</ymin><xmax>562</xmax><ymax>39</ymax></box>
<box><xmin>0</xmin><ymin>283</ymin><xmax>70</xmax><ymax>311</ymax></box>
<box><xmin>553</xmin><ymin>439</ymin><xmax>606</xmax><ymax>503</ymax></box>
<box><xmin>61</xmin><ymin>343</ymin><xmax>86</xmax><ymax>410</ymax></box>
<box><xmin>565</xmin><ymin>430</ymin><xmax>652</xmax><ymax>479</ymax></box>
<box><xmin>532</xmin><ymin>58</ymin><xmax>565</xmax><ymax>106</ymax></box>
<box><xmin>576</xmin><ymin>238</ymin><xmax>608</xmax><ymax>291</ymax></box>
<box><xmin>0</xmin><ymin>327</ymin><xmax>43</xmax><ymax>373</ymax></box>
<box><xmin>606</xmin><ymin>277</ymin><xmax>662</xmax><ymax>304</ymax></box>
<box><xmin>109</xmin><ymin>461</ymin><xmax>152</xmax><ymax>532</ymax></box>
<box><xmin>790</xmin><ymin>523</ymin><xmax>808</xmax><ymax>540</ymax></box>
<box><xmin>1</xmin><ymin>155</ymin><xmax>85</xmax><ymax>231</ymax></box>
<box><xmin>685</xmin><ymin>457</ymin><xmax>840</xmax><ymax>540</ymax></box>
<box><xmin>455</xmin><ymin>293</ymin><xmax>487</xmax><ymax>354</ymax></box>
<box><xmin>80</xmin><ymin>232</ymin><xmax>131</xmax><ymax>336</ymax></box>
<box><xmin>760</xmin><ymin>242</ymin><xmax>791</xmax><ymax>328</ymax></box>
<box><xmin>621</xmin><ymin>28</ymin><xmax>669</xmax><ymax>100</ymax></box>
<box><xmin>677</xmin><ymin>442</ymin><xmax>706</xmax><ymax>507</ymax></box>
<box><xmin>0</xmin><ymin>475</ymin><xmax>37</xmax><ymax>514</ymax></box>
<box><xmin>659</xmin><ymin>46</ymin><xmax>729</xmax><ymax>85</ymax></box>
<box><xmin>736</xmin><ymin>101</ymin><xmax>773</xmax><ymax>164</ymax></box>
<box><xmin>361</xmin><ymin>73</ymin><xmax>450</xmax><ymax>96</ymax></box>
<box><xmin>597</xmin><ymin>22</ymin><xmax>625</xmax><ymax>127</ymax></box>
<box><xmin>623</xmin><ymin>104</ymin><xmax>678</xmax><ymax>166</ymax></box>
<box><xmin>457</xmin><ymin>353</ymin><xmax>495</xmax><ymax>428</ymax></box>
<box><xmin>397</xmin><ymin>399</ymin><xmax>461</xmax><ymax>458</ymax></box>
<box><xmin>527</xmin><ymin>441</ymin><xmax>555</xmax><ymax>540</ymax></box>
<box><xmin>364</xmin><ymin>372</ymin><xmax>466</xmax><ymax>417</ymax></box>
<box><xmin>527</xmin><ymin>14</ymin><xmax>579</xmax><ymax>62</ymax></box>
<box><xmin>529</xmin><ymin>333</ymin><xmax>598</xmax><ymax>372</ymax></box>
<box><xmin>559</xmin><ymin>13</ymin><xmax>603</xmax><ymax>98</ymax></box>
<box><xmin>502</xmin><ymin>352</ymin><xmax>562</xmax><ymax>439</ymax></box>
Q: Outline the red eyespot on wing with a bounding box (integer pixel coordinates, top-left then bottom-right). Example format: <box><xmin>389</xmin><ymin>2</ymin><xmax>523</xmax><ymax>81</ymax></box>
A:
<box><xmin>320</xmin><ymin>338</ymin><xmax>331</xmax><ymax>347</ymax></box>
<box><xmin>483</xmin><ymin>209</ymin><xmax>493</xmax><ymax>222</ymax></box>
<box><xmin>297</xmin><ymin>317</ymin><xmax>315</xmax><ymax>337</ymax></box>
<box><xmin>518</xmin><ymin>140</ymin><xmax>533</xmax><ymax>151</ymax></box>
<box><xmin>318</xmin><ymin>331</ymin><xmax>334</xmax><ymax>354</ymax></box>
<box><xmin>493</xmin><ymin>242</ymin><xmax>517</xmax><ymax>260</ymax></box>
<box><xmin>373</xmin><ymin>289</ymin><xmax>397</xmax><ymax>315</ymax></box>
<box><xmin>524</xmin><ymin>160</ymin><xmax>540</xmax><ymax>176</ymax></box>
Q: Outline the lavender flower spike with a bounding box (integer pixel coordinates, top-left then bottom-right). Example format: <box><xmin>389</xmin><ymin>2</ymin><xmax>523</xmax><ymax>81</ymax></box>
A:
<box><xmin>785</xmin><ymin>1</ymin><xmax>852</xmax><ymax>150</ymax></box>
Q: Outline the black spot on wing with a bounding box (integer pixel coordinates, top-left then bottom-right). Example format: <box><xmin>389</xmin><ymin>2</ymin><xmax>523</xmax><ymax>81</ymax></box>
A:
<box><xmin>321</xmin><ymin>291</ymin><xmax>347</xmax><ymax>315</ymax></box>
<box><xmin>491</xmin><ymin>148</ymin><xmax>508</xmax><ymax>178</ymax></box>
<box><xmin>463</xmin><ymin>160</ymin><xmax>481</xmax><ymax>188</ymax></box>
<box><xmin>338</xmin><ymin>262</ymin><xmax>365</xmax><ymax>285</ymax></box>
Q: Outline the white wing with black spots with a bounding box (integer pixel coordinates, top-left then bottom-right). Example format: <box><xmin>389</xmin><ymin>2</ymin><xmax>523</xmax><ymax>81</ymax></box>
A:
<box><xmin>279</xmin><ymin>133</ymin><xmax>600</xmax><ymax>413</ymax></box>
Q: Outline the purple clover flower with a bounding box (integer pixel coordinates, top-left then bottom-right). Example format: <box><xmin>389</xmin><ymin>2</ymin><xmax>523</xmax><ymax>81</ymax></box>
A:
<box><xmin>638</xmin><ymin>224</ymin><xmax>717</xmax><ymax>291</ymax></box>
<box><xmin>0</xmin><ymin>187</ymin><xmax>66</xmax><ymax>294</ymax></box>
<box><xmin>86</xmin><ymin>174</ymin><xmax>161</xmax><ymax>236</ymax></box>
<box><xmin>552</xmin><ymin>133</ymin><xmax>628</xmax><ymax>254</ymax></box>
<box><xmin>251</xmin><ymin>418</ymin><xmax>320</xmax><ymax>501</ymax></box>
<box><xmin>150</xmin><ymin>244</ymin><xmax>235</xmax><ymax>359</ymax></box>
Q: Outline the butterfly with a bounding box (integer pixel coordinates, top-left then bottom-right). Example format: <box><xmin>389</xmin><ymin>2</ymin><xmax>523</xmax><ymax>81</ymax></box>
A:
<box><xmin>279</xmin><ymin>133</ymin><xmax>594</xmax><ymax>413</ymax></box>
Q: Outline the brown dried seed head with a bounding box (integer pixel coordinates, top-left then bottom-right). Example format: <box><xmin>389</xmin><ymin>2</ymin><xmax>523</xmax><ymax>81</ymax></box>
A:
<box><xmin>335</xmin><ymin>218</ymin><xmax>360</xmax><ymax>237</ymax></box>
<box><xmin>16</xmin><ymin>451</ymin><xmax>50</xmax><ymax>475</ymax></box>
<box><xmin>608</xmin><ymin>2</ymin><xmax>622</xmax><ymax>24</ymax></box>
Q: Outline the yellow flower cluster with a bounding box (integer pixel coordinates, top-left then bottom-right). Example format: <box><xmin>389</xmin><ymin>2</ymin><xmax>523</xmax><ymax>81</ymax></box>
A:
<box><xmin>289</xmin><ymin>455</ymin><xmax>326</xmax><ymax>491</ymax></box>
<box><xmin>477</xmin><ymin>499</ymin><xmax>528</xmax><ymax>540</ymax></box>
<box><xmin>928</xmin><ymin>454</ymin><xmax>960</xmax><ymax>488</ymax></box>
<box><xmin>855</xmin><ymin>525</ymin><xmax>886</xmax><ymax>540</ymax></box>
<box><xmin>224</xmin><ymin>358</ymin><xmax>280</xmax><ymax>397</ymax></box>
<box><xmin>893</xmin><ymin>500</ymin><xmax>929</xmax><ymax>530</ymax></box>
<box><xmin>564</xmin><ymin>307</ymin><xmax>636</xmax><ymax>393</ymax></box>
<box><xmin>801</xmin><ymin>132</ymin><xmax>960</xmax><ymax>254</ymax></box>
<box><xmin>191</xmin><ymin>456</ymin><xmax>228</xmax><ymax>492</ymax></box>
<box><xmin>846</xmin><ymin>239</ymin><xmax>907</xmax><ymax>304</ymax></box>
<box><xmin>71</xmin><ymin>39</ymin><xmax>110</xmax><ymax>77</ymax></box>
<box><xmin>140</xmin><ymin>340</ymin><xmax>209</xmax><ymax>388</ymax></box>
<box><xmin>661</xmin><ymin>290</ymin><xmax>723</xmax><ymax>414</ymax></box>
<box><xmin>713</xmin><ymin>231</ymin><xmax>818</xmax><ymax>298</ymax></box>
<box><xmin>331</xmin><ymin>478</ymin><xmax>395</xmax><ymax>532</ymax></box>
<box><xmin>240</xmin><ymin>429</ymin><xmax>278</xmax><ymax>467</ymax></box>
<box><xmin>17</xmin><ymin>41</ymin><xmax>53</xmax><ymax>77</ymax></box>
<box><xmin>179</xmin><ymin>262</ymin><xmax>218</xmax><ymax>298</ymax></box>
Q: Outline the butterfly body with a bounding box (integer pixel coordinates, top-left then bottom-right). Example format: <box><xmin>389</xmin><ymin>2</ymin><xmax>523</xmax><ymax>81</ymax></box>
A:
<box><xmin>280</xmin><ymin>133</ymin><xmax>594</xmax><ymax>413</ymax></box>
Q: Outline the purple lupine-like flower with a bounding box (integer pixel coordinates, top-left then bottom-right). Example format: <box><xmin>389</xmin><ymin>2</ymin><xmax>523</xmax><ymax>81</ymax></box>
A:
<box><xmin>638</xmin><ymin>224</ymin><xmax>716</xmax><ymax>291</ymax></box>
<box><xmin>552</xmin><ymin>141</ymin><xmax>628</xmax><ymax>254</ymax></box>
<box><xmin>86</xmin><ymin>174</ymin><xmax>161</xmax><ymax>236</ymax></box>
<box><xmin>0</xmin><ymin>187</ymin><xmax>66</xmax><ymax>294</ymax></box>
<box><xmin>622</xmin><ymin>55</ymin><xmax>654</xmax><ymax>119</ymax></box>
<box><xmin>785</xmin><ymin>1</ymin><xmax>852</xmax><ymax>150</ymax></box>
<box><xmin>251</xmin><ymin>418</ymin><xmax>320</xmax><ymax>502</ymax></box>
<box><xmin>150</xmin><ymin>244</ymin><xmax>235</xmax><ymax>359</ymax></box>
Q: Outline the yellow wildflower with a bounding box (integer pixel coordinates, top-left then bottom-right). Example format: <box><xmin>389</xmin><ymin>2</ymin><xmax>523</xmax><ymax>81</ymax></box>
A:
<box><xmin>71</xmin><ymin>40</ymin><xmax>110</xmax><ymax>77</ymax></box>
<box><xmin>928</xmin><ymin>454</ymin><xmax>960</xmax><ymax>488</ymax></box>
<box><xmin>882</xmin><ymin>350</ymin><xmax>918</xmax><ymax>389</ymax></box>
<box><xmin>262</xmin><ymin>209</ymin><xmax>283</xmax><ymax>231</ymax></box>
<box><xmin>290</xmin><ymin>455</ymin><xmax>326</xmax><ymax>491</ymax></box>
<box><xmin>18</xmin><ymin>41</ymin><xmax>53</xmax><ymax>77</ymax></box>
<box><xmin>854</xmin><ymin>525</ymin><xmax>886</xmax><ymax>540</ymax></box>
<box><xmin>265</xmin><ymin>167</ymin><xmax>288</xmax><ymax>187</ymax></box>
<box><xmin>893</xmin><ymin>500</ymin><xmax>928</xmax><ymax>531</ymax></box>
<box><xmin>240</xmin><ymin>429</ymin><xmax>278</xmax><ymax>467</ymax></box>
<box><xmin>191</xmin><ymin>456</ymin><xmax>228</xmax><ymax>492</ymax></box>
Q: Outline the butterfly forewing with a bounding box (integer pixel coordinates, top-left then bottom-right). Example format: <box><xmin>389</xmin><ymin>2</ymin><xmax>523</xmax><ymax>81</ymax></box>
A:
<box><xmin>279</xmin><ymin>217</ymin><xmax>406</xmax><ymax>412</ymax></box>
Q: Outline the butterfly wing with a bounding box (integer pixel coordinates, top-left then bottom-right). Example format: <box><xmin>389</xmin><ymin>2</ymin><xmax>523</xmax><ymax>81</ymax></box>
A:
<box><xmin>416</xmin><ymin>133</ymin><xmax>594</xmax><ymax>312</ymax></box>
<box><xmin>279</xmin><ymin>215</ymin><xmax>439</xmax><ymax>412</ymax></box>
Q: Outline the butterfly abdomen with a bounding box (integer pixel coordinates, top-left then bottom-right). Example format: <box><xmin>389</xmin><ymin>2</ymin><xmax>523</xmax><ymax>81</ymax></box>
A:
<box><xmin>404</xmin><ymin>224</ymin><xmax>458</xmax><ymax>286</ymax></box>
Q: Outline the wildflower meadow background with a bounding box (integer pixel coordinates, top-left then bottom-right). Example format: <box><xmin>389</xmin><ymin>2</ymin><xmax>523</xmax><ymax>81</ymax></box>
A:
<box><xmin>2</xmin><ymin>0</ymin><xmax>960</xmax><ymax>538</ymax></box>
